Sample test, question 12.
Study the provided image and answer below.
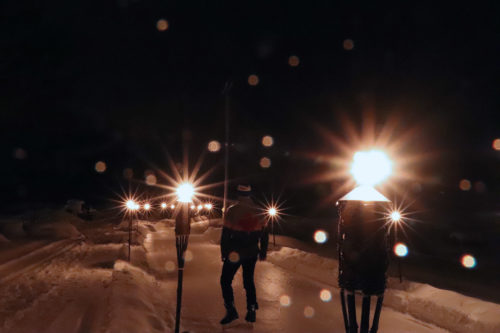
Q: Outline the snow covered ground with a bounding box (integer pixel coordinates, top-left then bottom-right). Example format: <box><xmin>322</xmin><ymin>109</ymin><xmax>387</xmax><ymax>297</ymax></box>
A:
<box><xmin>0</xmin><ymin>215</ymin><xmax>499</xmax><ymax>332</ymax></box>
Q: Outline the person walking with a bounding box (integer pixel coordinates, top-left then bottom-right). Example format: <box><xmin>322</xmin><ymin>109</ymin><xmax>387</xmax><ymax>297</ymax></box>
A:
<box><xmin>220</xmin><ymin>184</ymin><xmax>269</xmax><ymax>325</ymax></box>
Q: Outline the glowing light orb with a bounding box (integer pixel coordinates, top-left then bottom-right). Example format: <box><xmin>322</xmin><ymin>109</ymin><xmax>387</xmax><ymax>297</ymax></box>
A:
<box><xmin>339</xmin><ymin>185</ymin><xmax>390</xmax><ymax>202</ymax></box>
<box><xmin>161</xmin><ymin>203</ymin><xmax>167</xmax><ymax>209</ymax></box>
<box><xmin>156</xmin><ymin>19</ymin><xmax>169</xmax><ymax>31</ymax></box>
<box><xmin>350</xmin><ymin>150</ymin><xmax>392</xmax><ymax>186</ymax></box>
<box><xmin>165</xmin><ymin>261</ymin><xmax>176</xmax><ymax>272</ymax></box>
<box><xmin>260</xmin><ymin>157</ymin><xmax>271</xmax><ymax>168</ymax></box>
<box><xmin>95</xmin><ymin>161</ymin><xmax>106</xmax><ymax>173</ymax></box>
<box><xmin>190</xmin><ymin>205</ymin><xmax>195</xmax><ymax>210</ymax></box>
<box><xmin>288</xmin><ymin>55</ymin><xmax>300</xmax><ymax>67</ymax></box>
<box><xmin>461</xmin><ymin>254</ymin><xmax>476</xmax><ymax>269</ymax></box>
<box><xmin>394</xmin><ymin>242</ymin><xmax>408</xmax><ymax>257</ymax></box>
<box><xmin>280</xmin><ymin>295</ymin><xmax>291</xmax><ymax>307</ymax></box>
<box><xmin>170</xmin><ymin>204</ymin><xmax>175</xmax><ymax>209</ymax></box>
<box><xmin>248</xmin><ymin>74</ymin><xmax>259</xmax><ymax>86</ymax></box>
<box><xmin>262</xmin><ymin>135</ymin><xmax>274</xmax><ymax>147</ymax></box>
<box><xmin>314</xmin><ymin>230</ymin><xmax>328</xmax><ymax>244</ymax></box>
<box><xmin>145</xmin><ymin>174</ymin><xmax>157</xmax><ymax>185</ymax></box>
<box><xmin>205</xmin><ymin>203</ymin><xmax>213</xmax><ymax>210</ymax></box>
<box><xmin>492</xmin><ymin>138</ymin><xmax>500</xmax><ymax>151</ymax></box>
<box><xmin>144</xmin><ymin>203</ymin><xmax>151</xmax><ymax>210</ymax></box>
<box><xmin>176</xmin><ymin>183</ymin><xmax>195</xmax><ymax>203</ymax></box>
<box><xmin>304</xmin><ymin>306</ymin><xmax>315</xmax><ymax>318</ymax></box>
<box><xmin>390</xmin><ymin>211</ymin><xmax>402</xmax><ymax>222</ymax></box>
<box><xmin>319</xmin><ymin>289</ymin><xmax>332</xmax><ymax>302</ymax></box>
<box><xmin>459</xmin><ymin>179</ymin><xmax>472</xmax><ymax>191</ymax></box>
<box><xmin>126</xmin><ymin>200</ymin><xmax>137</xmax><ymax>210</ymax></box>
<box><xmin>343</xmin><ymin>39</ymin><xmax>354</xmax><ymax>50</ymax></box>
<box><xmin>197</xmin><ymin>204</ymin><xmax>203</xmax><ymax>211</ymax></box>
<box><xmin>268</xmin><ymin>207</ymin><xmax>277</xmax><ymax>217</ymax></box>
<box><xmin>208</xmin><ymin>140</ymin><xmax>221</xmax><ymax>152</ymax></box>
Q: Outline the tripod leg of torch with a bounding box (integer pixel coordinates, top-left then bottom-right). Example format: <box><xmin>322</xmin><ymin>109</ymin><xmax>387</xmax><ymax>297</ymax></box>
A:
<box><xmin>175</xmin><ymin>235</ymin><xmax>188</xmax><ymax>333</ymax></box>
<box><xmin>369</xmin><ymin>295</ymin><xmax>384</xmax><ymax>333</ymax></box>
<box><xmin>360</xmin><ymin>295</ymin><xmax>371</xmax><ymax>333</ymax></box>
<box><xmin>340</xmin><ymin>289</ymin><xmax>349</xmax><ymax>333</ymax></box>
<box><xmin>346</xmin><ymin>291</ymin><xmax>358</xmax><ymax>333</ymax></box>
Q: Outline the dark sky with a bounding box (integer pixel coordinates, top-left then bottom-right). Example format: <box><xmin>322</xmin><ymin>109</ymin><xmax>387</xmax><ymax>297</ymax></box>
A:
<box><xmin>1</xmin><ymin>1</ymin><xmax>499</xmax><ymax>213</ymax></box>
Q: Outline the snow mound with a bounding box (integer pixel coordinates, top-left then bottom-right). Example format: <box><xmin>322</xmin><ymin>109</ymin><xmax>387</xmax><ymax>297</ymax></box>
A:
<box><xmin>269</xmin><ymin>247</ymin><xmax>500</xmax><ymax>333</ymax></box>
<box><xmin>28</xmin><ymin>222</ymin><xmax>82</xmax><ymax>240</ymax></box>
<box><xmin>0</xmin><ymin>233</ymin><xmax>9</xmax><ymax>244</ymax></box>
<box><xmin>201</xmin><ymin>227</ymin><xmax>222</xmax><ymax>244</ymax></box>
<box><xmin>107</xmin><ymin>261</ymin><xmax>174</xmax><ymax>333</ymax></box>
<box><xmin>191</xmin><ymin>219</ymin><xmax>209</xmax><ymax>234</ymax></box>
<box><xmin>0</xmin><ymin>219</ymin><xmax>26</xmax><ymax>238</ymax></box>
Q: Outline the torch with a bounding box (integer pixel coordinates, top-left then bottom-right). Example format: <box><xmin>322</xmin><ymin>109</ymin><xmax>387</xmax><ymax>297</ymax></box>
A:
<box><xmin>174</xmin><ymin>182</ymin><xmax>195</xmax><ymax>333</ymax></box>
<box><xmin>337</xmin><ymin>150</ymin><xmax>393</xmax><ymax>333</ymax></box>
<box><xmin>125</xmin><ymin>199</ymin><xmax>139</xmax><ymax>262</ymax></box>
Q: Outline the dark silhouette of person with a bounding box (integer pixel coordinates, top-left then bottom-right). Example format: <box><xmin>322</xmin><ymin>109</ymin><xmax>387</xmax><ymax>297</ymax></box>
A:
<box><xmin>220</xmin><ymin>185</ymin><xmax>268</xmax><ymax>325</ymax></box>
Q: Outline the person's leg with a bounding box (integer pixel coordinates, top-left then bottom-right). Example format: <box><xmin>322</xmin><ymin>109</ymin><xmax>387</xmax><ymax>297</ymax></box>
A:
<box><xmin>220</xmin><ymin>259</ymin><xmax>241</xmax><ymax>308</ymax></box>
<box><xmin>241</xmin><ymin>257</ymin><xmax>258</xmax><ymax>322</ymax></box>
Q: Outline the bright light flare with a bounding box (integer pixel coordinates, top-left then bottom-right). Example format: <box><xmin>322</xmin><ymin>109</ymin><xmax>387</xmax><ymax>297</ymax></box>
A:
<box><xmin>394</xmin><ymin>242</ymin><xmax>408</xmax><ymax>257</ymax></box>
<box><xmin>176</xmin><ymin>182</ymin><xmax>195</xmax><ymax>203</ymax></box>
<box><xmin>170</xmin><ymin>204</ymin><xmax>175</xmax><ymax>209</ymax></box>
<box><xmin>461</xmin><ymin>254</ymin><xmax>476</xmax><ymax>269</ymax></box>
<box><xmin>350</xmin><ymin>150</ymin><xmax>392</xmax><ymax>186</ymax></box>
<box><xmin>314</xmin><ymin>230</ymin><xmax>328</xmax><ymax>244</ymax></box>
<box><xmin>161</xmin><ymin>202</ymin><xmax>167</xmax><ymax>209</ymax></box>
<box><xmin>268</xmin><ymin>207</ymin><xmax>277</xmax><ymax>217</ymax></box>
<box><xmin>205</xmin><ymin>203</ymin><xmax>213</xmax><ymax>210</ymax></box>
<box><xmin>197</xmin><ymin>204</ymin><xmax>203</xmax><ymax>211</ymax></box>
<box><xmin>390</xmin><ymin>211</ymin><xmax>402</xmax><ymax>222</ymax></box>
<box><xmin>126</xmin><ymin>200</ymin><xmax>138</xmax><ymax>211</ymax></box>
<box><xmin>339</xmin><ymin>185</ymin><xmax>390</xmax><ymax>202</ymax></box>
<box><xmin>144</xmin><ymin>203</ymin><xmax>151</xmax><ymax>210</ymax></box>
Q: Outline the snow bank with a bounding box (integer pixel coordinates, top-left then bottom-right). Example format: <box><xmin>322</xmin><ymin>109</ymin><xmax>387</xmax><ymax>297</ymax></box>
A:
<box><xmin>269</xmin><ymin>247</ymin><xmax>500</xmax><ymax>333</ymax></box>
<box><xmin>201</xmin><ymin>227</ymin><xmax>222</xmax><ymax>244</ymax></box>
<box><xmin>0</xmin><ymin>219</ymin><xmax>26</xmax><ymax>238</ymax></box>
<box><xmin>107</xmin><ymin>261</ymin><xmax>174</xmax><ymax>333</ymax></box>
<box><xmin>0</xmin><ymin>233</ymin><xmax>10</xmax><ymax>244</ymax></box>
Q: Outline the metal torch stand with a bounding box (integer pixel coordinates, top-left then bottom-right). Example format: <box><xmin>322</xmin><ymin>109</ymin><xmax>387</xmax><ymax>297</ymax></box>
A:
<box><xmin>337</xmin><ymin>200</ymin><xmax>389</xmax><ymax>333</ymax></box>
<box><xmin>174</xmin><ymin>204</ymin><xmax>191</xmax><ymax>333</ymax></box>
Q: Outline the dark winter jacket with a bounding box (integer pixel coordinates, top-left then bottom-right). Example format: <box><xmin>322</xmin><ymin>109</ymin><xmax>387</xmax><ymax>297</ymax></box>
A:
<box><xmin>221</xmin><ymin>197</ymin><xmax>268</xmax><ymax>260</ymax></box>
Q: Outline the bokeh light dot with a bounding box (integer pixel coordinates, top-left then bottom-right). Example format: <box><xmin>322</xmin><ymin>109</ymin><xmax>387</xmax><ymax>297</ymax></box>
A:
<box><xmin>304</xmin><ymin>306</ymin><xmax>315</xmax><ymax>318</ymax></box>
<box><xmin>319</xmin><ymin>289</ymin><xmax>332</xmax><ymax>302</ymax></box>
<box><xmin>165</xmin><ymin>261</ymin><xmax>176</xmax><ymax>272</ymax></box>
<box><xmin>459</xmin><ymin>179</ymin><xmax>471</xmax><ymax>191</ymax></box>
<box><xmin>123</xmin><ymin>168</ymin><xmax>133</xmax><ymax>179</ymax></box>
<box><xmin>248</xmin><ymin>74</ymin><xmax>259</xmax><ymax>86</ymax></box>
<box><xmin>208</xmin><ymin>140</ymin><xmax>221</xmax><ymax>152</ymax></box>
<box><xmin>461</xmin><ymin>254</ymin><xmax>476</xmax><ymax>269</ymax></box>
<box><xmin>185</xmin><ymin>250</ymin><xmax>193</xmax><ymax>262</ymax></box>
<box><xmin>394</xmin><ymin>242</ymin><xmax>408</xmax><ymax>257</ymax></box>
<box><xmin>492</xmin><ymin>138</ymin><xmax>500</xmax><ymax>151</ymax></box>
<box><xmin>343</xmin><ymin>39</ymin><xmax>354</xmax><ymax>50</ymax></box>
<box><xmin>156</xmin><ymin>19</ymin><xmax>169</xmax><ymax>31</ymax></box>
<box><xmin>146</xmin><ymin>174</ymin><xmax>157</xmax><ymax>185</ymax></box>
<box><xmin>280</xmin><ymin>295</ymin><xmax>291</xmax><ymax>307</ymax></box>
<box><xmin>260</xmin><ymin>157</ymin><xmax>271</xmax><ymax>168</ymax></box>
<box><xmin>262</xmin><ymin>135</ymin><xmax>274</xmax><ymax>147</ymax></box>
<box><xmin>95</xmin><ymin>161</ymin><xmax>106</xmax><ymax>173</ymax></box>
<box><xmin>314</xmin><ymin>230</ymin><xmax>328</xmax><ymax>244</ymax></box>
<box><xmin>288</xmin><ymin>55</ymin><xmax>300</xmax><ymax>67</ymax></box>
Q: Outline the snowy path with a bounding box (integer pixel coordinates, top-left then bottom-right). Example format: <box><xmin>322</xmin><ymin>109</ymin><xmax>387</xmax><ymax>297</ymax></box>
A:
<box><xmin>144</xmin><ymin>227</ymin><xmax>449</xmax><ymax>333</ymax></box>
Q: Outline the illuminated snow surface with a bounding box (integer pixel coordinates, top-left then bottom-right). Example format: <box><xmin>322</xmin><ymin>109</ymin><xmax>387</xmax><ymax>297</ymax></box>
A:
<box><xmin>0</xmin><ymin>217</ymin><xmax>499</xmax><ymax>333</ymax></box>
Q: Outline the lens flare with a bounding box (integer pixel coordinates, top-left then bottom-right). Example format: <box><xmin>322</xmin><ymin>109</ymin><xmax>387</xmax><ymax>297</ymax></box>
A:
<box><xmin>176</xmin><ymin>183</ymin><xmax>195</xmax><ymax>203</ymax></box>
<box><xmin>394</xmin><ymin>242</ymin><xmax>408</xmax><ymax>257</ymax></box>
<box><xmin>304</xmin><ymin>306</ymin><xmax>315</xmax><ymax>318</ymax></box>
<box><xmin>390</xmin><ymin>211</ymin><xmax>402</xmax><ymax>222</ymax></box>
<box><xmin>144</xmin><ymin>203</ymin><xmax>151</xmax><ymax>210</ymax></box>
<box><xmin>319</xmin><ymin>289</ymin><xmax>332</xmax><ymax>302</ymax></box>
<box><xmin>280</xmin><ymin>295</ymin><xmax>291</xmax><ymax>307</ymax></box>
<box><xmin>461</xmin><ymin>254</ymin><xmax>476</xmax><ymax>269</ymax></box>
<box><xmin>126</xmin><ymin>200</ymin><xmax>137</xmax><ymax>210</ymax></box>
<box><xmin>268</xmin><ymin>207</ymin><xmax>277</xmax><ymax>217</ymax></box>
<box><xmin>161</xmin><ymin>202</ymin><xmax>167</xmax><ymax>209</ymax></box>
<box><xmin>197</xmin><ymin>204</ymin><xmax>203</xmax><ymax>211</ymax></box>
<box><xmin>314</xmin><ymin>230</ymin><xmax>328</xmax><ymax>244</ymax></box>
<box><xmin>350</xmin><ymin>150</ymin><xmax>392</xmax><ymax>186</ymax></box>
<box><xmin>205</xmin><ymin>203</ymin><xmax>213</xmax><ymax>210</ymax></box>
<box><xmin>262</xmin><ymin>135</ymin><xmax>274</xmax><ymax>147</ymax></box>
<box><xmin>208</xmin><ymin>140</ymin><xmax>221</xmax><ymax>152</ymax></box>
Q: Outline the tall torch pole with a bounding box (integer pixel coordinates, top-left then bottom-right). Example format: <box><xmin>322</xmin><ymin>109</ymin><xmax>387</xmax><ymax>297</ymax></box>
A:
<box><xmin>222</xmin><ymin>81</ymin><xmax>231</xmax><ymax>221</ymax></box>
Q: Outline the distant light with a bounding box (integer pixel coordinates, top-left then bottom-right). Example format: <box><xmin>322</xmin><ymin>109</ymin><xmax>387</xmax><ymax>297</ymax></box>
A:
<box><xmin>280</xmin><ymin>295</ymin><xmax>291</xmax><ymax>307</ymax></box>
<box><xmin>459</xmin><ymin>179</ymin><xmax>472</xmax><ymax>191</ymax></box>
<box><xmin>260</xmin><ymin>157</ymin><xmax>271</xmax><ymax>168</ymax></box>
<box><xmin>170</xmin><ymin>204</ymin><xmax>175</xmax><ymax>209</ymax></box>
<box><xmin>144</xmin><ymin>203</ymin><xmax>151</xmax><ymax>210</ymax></box>
<box><xmin>197</xmin><ymin>204</ymin><xmax>203</xmax><ymax>211</ymax></box>
<box><xmin>394</xmin><ymin>242</ymin><xmax>408</xmax><ymax>257</ymax></box>
<box><xmin>13</xmin><ymin>148</ymin><xmax>27</xmax><ymax>160</ymax></box>
<box><xmin>123</xmin><ymin>168</ymin><xmax>133</xmax><ymax>180</ymax></box>
<box><xmin>304</xmin><ymin>306</ymin><xmax>315</xmax><ymax>318</ymax></box>
<box><xmin>208</xmin><ymin>140</ymin><xmax>221</xmax><ymax>152</ymax></box>
<box><xmin>176</xmin><ymin>183</ymin><xmax>195</xmax><ymax>203</ymax></box>
<box><xmin>461</xmin><ymin>254</ymin><xmax>476</xmax><ymax>269</ymax></box>
<box><xmin>268</xmin><ymin>207</ymin><xmax>277</xmax><ymax>217</ymax></box>
<box><xmin>95</xmin><ymin>161</ymin><xmax>106</xmax><ymax>173</ymax></box>
<box><xmin>248</xmin><ymin>74</ymin><xmax>259</xmax><ymax>86</ymax></box>
<box><xmin>288</xmin><ymin>55</ymin><xmax>300</xmax><ymax>67</ymax></box>
<box><xmin>343</xmin><ymin>39</ymin><xmax>354</xmax><ymax>50</ymax></box>
<box><xmin>390</xmin><ymin>211</ymin><xmax>402</xmax><ymax>222</ymax></box>
<box><xmin>314</xmin><ymin>230</ymin><xmax>328</xmax><ymax>244</ymax></box>
<box><xmin>205</xmin><ymin>203</ymin><xmax>213</xmax><ymax>210</ymax></box>
<box><xmin>492</xmin><ymin>138</ymin><xmax>500</xmax><ymax>151</ymax></box>
<box><xmin>262</xmin><ymin>135</ymin><xmax>274</xmax><ymax>147</ymax></box>
<box><xmin>126</xmin><ymin>200</ymin><xmax>137</xmax><ymax>210</ymax></box>
<box><xmin>145</xmin><ymin>174</ymin><xmax>157</xmax><ymax>185</ymax></box>
<box><xmin>190</xmin><ymin>205</ymin><xmax>195</xmax><ymax>210</ymax></box>
<box><xmin>161</xmin><ymin>202</ymin><xmax>167</xmax><ymax>209</ymax></box>
<box><xmin>350</xmin><ymin>150</ymin><xmax>392</xmax><ymax>186</ymax></box>
<box><xmin>156</xmin><ymin>19</ymin><xmax>169</xmax><ymax>31</ymax></box>
<box><xmin>319</xmin><ymin>289</ymin><xmax>332</xmax><ymax>302</ymax></box>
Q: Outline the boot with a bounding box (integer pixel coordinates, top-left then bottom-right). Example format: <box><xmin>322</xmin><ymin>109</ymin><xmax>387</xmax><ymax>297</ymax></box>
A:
<box><xmin>220</xmin><ymin>304</ymin><xmax>238</xmax><ymax>325</ymax></box>
<box><xmin>245</xmin><ymin>304</ymin><xmax>257</xmax><ymax>323</ymax></box>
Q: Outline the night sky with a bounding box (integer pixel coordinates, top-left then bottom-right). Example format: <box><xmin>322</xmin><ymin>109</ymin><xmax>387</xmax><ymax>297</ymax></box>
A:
<box><xmin>1</xmin><ymin>1</ymin><xmax>499</xmax><ymax>216</ymax></box>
